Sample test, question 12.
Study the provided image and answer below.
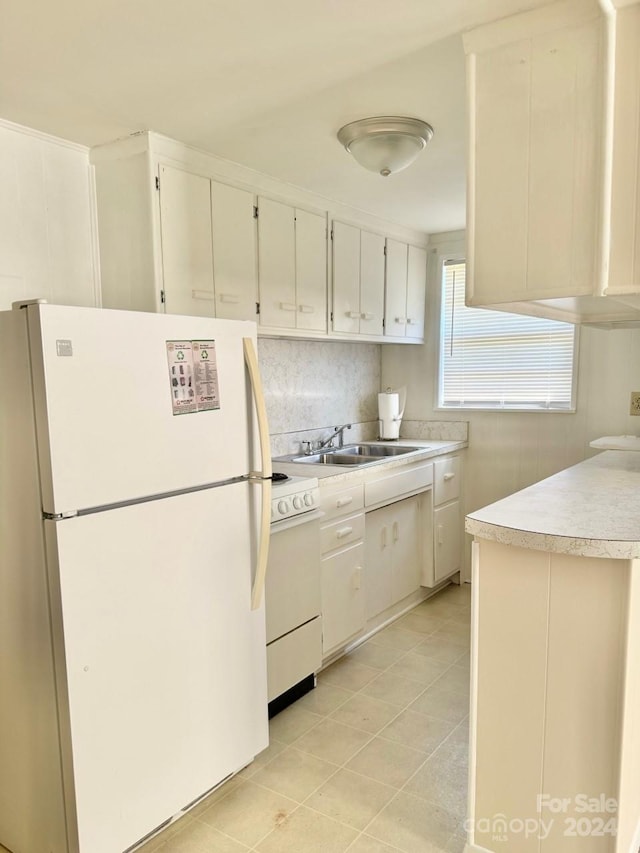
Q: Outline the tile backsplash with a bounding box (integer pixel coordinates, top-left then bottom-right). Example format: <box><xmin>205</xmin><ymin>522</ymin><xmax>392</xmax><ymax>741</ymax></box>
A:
<box><xmin>258</xmin><ymin>338</ymin><xmax>381</xmax><ymax>457</ymax></box>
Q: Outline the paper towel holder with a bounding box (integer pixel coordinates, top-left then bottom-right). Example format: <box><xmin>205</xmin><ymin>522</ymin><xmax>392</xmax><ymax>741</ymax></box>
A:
<box><xmin>378</xmin><ymin>386</ymin><xmax>406</xmax><ymax>440</ymax></box>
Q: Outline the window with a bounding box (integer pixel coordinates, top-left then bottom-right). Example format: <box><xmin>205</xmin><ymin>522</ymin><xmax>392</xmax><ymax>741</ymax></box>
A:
<box><xmin>438</xmin><ymin>260</ymin><xmax>577</xmax><ymax>411</ymax></box>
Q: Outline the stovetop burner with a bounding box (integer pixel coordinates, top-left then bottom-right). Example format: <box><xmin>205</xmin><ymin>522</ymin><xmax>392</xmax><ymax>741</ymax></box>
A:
<box><xmin>272</xmin><ymin>472</ymin><xmax>289</xmax><ymax>482</ymax></box>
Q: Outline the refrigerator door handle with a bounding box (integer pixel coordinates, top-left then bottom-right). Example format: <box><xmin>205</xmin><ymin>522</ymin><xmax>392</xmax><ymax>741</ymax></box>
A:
<box><xmin>243</xmin><ymin>337</ymin><xmax>272</xmax><ymax>610</ymax></box>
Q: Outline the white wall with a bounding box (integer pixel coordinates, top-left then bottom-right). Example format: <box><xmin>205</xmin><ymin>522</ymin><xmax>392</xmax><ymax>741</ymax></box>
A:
<box><xmin>0</xmin><ymin>119</ymin><xmax>100</xmax><ymax>311</ymax></box>
<box><xmin>382</xmin><ymin>231</ymin><xmax>640</xmax><ymax>521</ymax></box>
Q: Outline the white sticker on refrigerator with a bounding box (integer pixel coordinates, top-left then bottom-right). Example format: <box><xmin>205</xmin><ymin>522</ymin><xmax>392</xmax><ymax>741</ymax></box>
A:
<box><xmin>166</xmin><ymin>340</ymin><xmax>220</xmax><ymax>415</ymax></box>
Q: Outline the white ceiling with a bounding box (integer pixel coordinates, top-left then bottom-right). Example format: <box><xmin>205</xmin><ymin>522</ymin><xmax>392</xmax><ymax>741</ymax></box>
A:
<box><xmin>0</xmin><ymin>0</ymin><xmax>554</xmax><ymax>233</ymax></box>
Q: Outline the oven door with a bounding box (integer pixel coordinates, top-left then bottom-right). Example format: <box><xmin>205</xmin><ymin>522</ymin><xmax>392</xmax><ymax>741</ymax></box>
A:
<box><xmin>266</xmin><ymin>510</ymin><xmax>323</xmax><ymax>644</ymax></box>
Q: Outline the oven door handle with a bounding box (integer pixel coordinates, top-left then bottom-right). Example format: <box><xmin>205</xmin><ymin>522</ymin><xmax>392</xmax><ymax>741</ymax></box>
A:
<box><xmin>243</xmin><ymin>337</ymin><xmax>272</xmax><ymax>610</ymax></box>
<box><xmin>271</xmin><ymin>509</ymin><xmax>324</xmax><ymax>533</ymax></box>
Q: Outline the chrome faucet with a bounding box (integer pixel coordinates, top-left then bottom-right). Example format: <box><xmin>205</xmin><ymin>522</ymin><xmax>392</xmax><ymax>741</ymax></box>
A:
<box><xmin>316</xmin><ymin>423</ymin><xmax>352</xmax><ymax>450</ymax></box>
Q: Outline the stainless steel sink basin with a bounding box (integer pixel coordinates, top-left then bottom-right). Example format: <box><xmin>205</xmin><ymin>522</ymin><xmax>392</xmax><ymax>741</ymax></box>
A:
<box><xmin>338</xmin><ymin>444</ymin><xmax>424</xmax><ymax>457</ymax></box>
<box><xmin>290</xmin><ymin>452</ymin><xmax>365</xmax><ymax>465</ymax></box>
<box><xmin>284</xmin><ymin>444</ymin><xmax>426</xmax><ymax>467</ymax></box>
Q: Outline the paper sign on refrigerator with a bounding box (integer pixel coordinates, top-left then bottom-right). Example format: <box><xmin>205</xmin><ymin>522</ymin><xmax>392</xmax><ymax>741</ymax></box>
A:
<box><xmin>166</xmin><ymin>340</ymin><xmax>220</xmax><ymax>415</ymax></box>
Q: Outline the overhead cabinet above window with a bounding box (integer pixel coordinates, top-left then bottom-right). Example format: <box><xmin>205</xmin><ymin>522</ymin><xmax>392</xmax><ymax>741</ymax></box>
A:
<box><xmin>464</xmin><ymin>0</ymin><xmax>640</xmax><ymax>326</ymax></box>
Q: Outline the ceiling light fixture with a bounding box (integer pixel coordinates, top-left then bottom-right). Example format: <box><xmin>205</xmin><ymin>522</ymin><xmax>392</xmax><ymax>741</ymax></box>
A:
<box><xmin>337</xmin><ymin>116</ymin><xmax>434</xmax><ymax>177</ymax></box>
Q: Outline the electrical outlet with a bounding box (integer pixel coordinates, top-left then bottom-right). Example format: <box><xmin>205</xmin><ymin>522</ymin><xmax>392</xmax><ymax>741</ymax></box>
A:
<box><xmin>630</xmin><ymin>392</ymin><xmax>640</xmax><ymax>415</ymax></box>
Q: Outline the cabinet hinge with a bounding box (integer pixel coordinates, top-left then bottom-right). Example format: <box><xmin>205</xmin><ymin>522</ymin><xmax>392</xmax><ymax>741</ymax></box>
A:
<box><xmin>155</xmin><ymin>176</ymin><xmax>160</xmax><ymax>191</ymax></box>
<box><xmin>253</xmin><ymin>205</ymin><xmax>259</xmax><ymax>219</ymax></box>
<box><xmin>382</xmin><ymin>317</ymin><xmax>385</xmax><ymax>329</ymax></box>
<box><xmin>330</xmin><ymin>311</ymin><xmax>334</xmax><ymax>322</ymax></box>
<box><xmin>330</xmin><ymin>228</ymin><xmax>334</xmax><ymax>241</ymax></box>
<box><xmin>383</xmin><ymin>244</ymin><xmax>387</xmax><ymax>256</ymax></box>
<box><xmin>160</xmin><ymin>290</ymin><xmax>165</xmax><ymax>304</ymax></box>
<box><xmin>256</xmin><ymin>302</ymin><xmax>260</xmax><ymax>315</ymax></box>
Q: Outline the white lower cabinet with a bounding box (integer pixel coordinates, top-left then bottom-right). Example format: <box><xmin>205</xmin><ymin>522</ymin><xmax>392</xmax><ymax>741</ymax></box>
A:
<box><xmin>320</xmin><ymin>485</ymin><xmax>366</xmax><ymax>655</ymax></box>
<box><xmin>321</xmin><ymin>542</ymin><xmax>365</xmax><ymax>655</ymax></box>
<box><xmin>432</xmin><ymin>456</ymin><xmax>463</xmax><ymax>584</ymax></box>
<box><xmin>434</xmin><ymin>501</ymin><xmax>461</xmax><ymax>583</ymax></box>
<box><xmin>365</xmin><ymin>496</ymin><xmax>421</xmax><ymax>619</ymax></box>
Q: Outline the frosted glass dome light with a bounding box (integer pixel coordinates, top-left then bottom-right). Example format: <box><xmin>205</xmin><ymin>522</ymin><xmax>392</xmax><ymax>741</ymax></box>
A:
<box><xmin>337</xmin><ymin>116</ymin><xmax>434</xmax><ymax>177</ymax></box>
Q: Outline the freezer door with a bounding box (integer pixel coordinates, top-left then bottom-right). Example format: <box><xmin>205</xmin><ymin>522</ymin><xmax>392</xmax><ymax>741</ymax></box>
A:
<box><xmin>27</xmin><ymin>304</ymin><xmax>260</xmax><ymax>514</ymax></box>
<box><xmin>44</xmin><ymin>482</ymin><xmax>268</xmax><ymax>853</ymax></box>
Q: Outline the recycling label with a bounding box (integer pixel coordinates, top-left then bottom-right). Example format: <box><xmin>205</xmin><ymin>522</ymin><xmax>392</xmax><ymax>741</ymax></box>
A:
<box><xmin>166</xmin><ymin>340</ymin><xmax>220</xmax><ymax>415</ymax></box>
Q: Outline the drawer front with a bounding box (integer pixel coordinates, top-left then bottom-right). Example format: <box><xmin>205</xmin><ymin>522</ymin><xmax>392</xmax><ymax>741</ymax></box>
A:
<box><xmin>320</xmin><ymin>511</ymin><xmax>365</xmax><ymax>554</ymax></box>
<box><xmin>266</xmin><ymin>616</ymin><xmax>322</xmax><ymax>702</ymax></box>
<box><xmin>434</xmin><ymin>456</ymin><xmax>461</xmax><ymax>505</ymax></box>
<box><xmin>320</xmin><ymin>484</ymin><xmax>365</xmax><ymax>523</ymax></box>
<box><xmin>364</xmin><ymin>462</ymin><xmax>433</xmax><ymax>507</ymax></box>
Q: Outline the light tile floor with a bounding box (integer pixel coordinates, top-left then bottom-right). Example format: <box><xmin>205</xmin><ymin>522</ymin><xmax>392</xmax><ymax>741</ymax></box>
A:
<box><xmin>0</xmin><ymin>583</ymin><xmax>470</xmax><ymax>853</ymax></box>
<box><xmin>139</xmin><ymin>582</ymin><xmax>471</xmax><ymax>853</ymax></box>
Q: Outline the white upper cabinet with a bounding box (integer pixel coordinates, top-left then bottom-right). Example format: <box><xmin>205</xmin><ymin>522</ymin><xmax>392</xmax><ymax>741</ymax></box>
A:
<box><xmin>332</xmin><ymin>221</ymin><xmax>386</xmax><ymax>337</ymax></box>
<box><xmin>91</xmin><ymin>132</ymin><xmax>426</xmax><ymax>339</ymax></box>
<box><xmin>210</xmin><ymin>181</ymin><xmax>258</xmax><ymax>321</ymax></box>
<box><xmin>295</xmin><ymin>208</ymin><xmax>328</xmax><ymax>332</ymax></box>
<box><xmin>384</xmin><ymin>240</ymin><xmax>427</xmax><ymax>339</ymax></box>
<box><xmin>257</xmin><ymin>197</ymin><xmax>297</xmax><ymax>329</ymax></box>
<box><xmin>406</xmin><ymin>245</ymin><xmax>427</xmax><ymax>339</ymax></box>
<box><xmin>257</xmin><ymin>197</ymin><xmax>327</xmax><ymax>333</ymax></box>
<box><xmin>607</xmin><ymin>2</ymin><xmax>640</xmax><ymax>300</ymax></box>
<box><xmin>359</xmin><ymin>230</ymin><xmax>385</xmax><ymax>337</ymax></box>
<box><xmin>158</xmin><ymin>165</ymin><xmax>215</xmax><ymax>317</ymax></box>
<box><xmin>464</xmin><ymin>0</ymin><xmax>640</xmax><ymax>326</ymax></box>
<box><xmin>385</xmin><ymin>239</ymin><xmax>408</xmax><ymax>338</ymax></box>
<box><xmin>332</xmin><ymin>221</ymin><xmax>362</xmax><ymax>335</ymax></box>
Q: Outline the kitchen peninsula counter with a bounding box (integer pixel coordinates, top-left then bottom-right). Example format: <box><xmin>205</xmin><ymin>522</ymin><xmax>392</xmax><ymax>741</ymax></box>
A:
<box><xmin>466</xmin><ymin>450</ymin><xmax>640</xmax><ymax>559</ymax></box>
<box><xmin>465</xmin><ymin>449</ymin><xmax>640</xmax><ymax>853</ymax></box>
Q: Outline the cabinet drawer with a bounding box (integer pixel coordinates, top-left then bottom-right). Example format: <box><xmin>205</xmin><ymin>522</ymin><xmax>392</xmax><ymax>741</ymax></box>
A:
<box><xmin>320</xmin><ymin>484</ymin><xmax>364</xmax><ymax>523</ymax></box>
<box><xmin>320</xmin><ymin>512</ymin><xmax>364</xmax><ymax>554</ymax></box>
<box><xmin>434</xmin><ymin>457</ymin><xmax>461</xmax><ymax>505</ymax></box>
<box><xmin>364</xmin><ymin>463</ymin><xmax>433</xmax><ymax>507</ymax></box>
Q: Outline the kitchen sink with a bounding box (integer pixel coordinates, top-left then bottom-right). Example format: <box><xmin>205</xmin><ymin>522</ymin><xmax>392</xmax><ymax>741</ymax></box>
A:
<box><xmin>339</xmin><ymin>444</ymin><xmax>424</xmax><ymax>457</ymax></box>
<box><xmin>285</xmin><ymin>444</ymin><xmax>426</xmax><ymax>467</ymax></box>
<box><xmin>290</xmin><ymin>452</ymin><xmax>366</xmax><ymax>465</ymax></box>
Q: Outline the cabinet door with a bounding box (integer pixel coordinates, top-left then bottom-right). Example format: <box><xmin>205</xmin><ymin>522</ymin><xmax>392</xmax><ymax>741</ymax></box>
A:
<box><xmin>384</xmin><ymin>239</ymin><xmax>408</xmax><ymax>337</ymax></box>
<box><xmin>158</xmin><ymin>165</ymin><xmax>215</xmax><ymax>317</ymax></box>
<box><xmin>210</xmin><ymin>181</ymin><xmax>257</xmax><ymax>321</ymax></box>
<box><xmin>406</xmin><ymin>245</ymin><xmax>427</xmax><ymax>339</ymax></box>
<box><xmin>295</xmin><ymin>209</ymin><xmax>327</xmax><ymax>332</ymax></box>
<box><xmin>258</xmin><ymin>197</ymin><xmax>296</xmax><ymax>329</ymax></box>
<box><xmin>332</xmin><ymin>221</ymin><xmax>361</xmax><ymax>334</ymax></box>
<box><xmin>390</xmin><ymin>496</ymin><xmax>421</xmax><ymax>604</ymax></box>
<box><xmin>365</xmin><ymin>507</ymin><xmax>392</xmax><ymax>620</ymax></box>
<box><xmin>469</xmin><ymin>17</ymin><xmax>604</xmax><ymax>304</ymax></box>
<box><xmin>434</xmin><ymin>501</ymin><xmax>461</xmax><ymax>583</ymax></box>
<box><xmin>321</xmin><ymin>542</ymin><xmax>365</xmax><ymax>654</ymax></box>
<box><xmin>360</xmin><ymin>230</ymin><xmax>385</xmax><ymax>336</ymax></box>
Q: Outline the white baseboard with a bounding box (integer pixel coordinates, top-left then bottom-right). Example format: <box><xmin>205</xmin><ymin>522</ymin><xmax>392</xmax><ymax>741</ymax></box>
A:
<box><xmin>464</xmin><ymin>842</ymin><xmax>494</xmax><ymax>853</ymax></box>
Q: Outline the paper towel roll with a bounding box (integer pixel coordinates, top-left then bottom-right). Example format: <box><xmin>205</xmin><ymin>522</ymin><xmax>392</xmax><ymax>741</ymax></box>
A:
<box><xmin>378</xmin><ymin>392</ymin><xmax>400</xmax><ymax>422</ymax></box>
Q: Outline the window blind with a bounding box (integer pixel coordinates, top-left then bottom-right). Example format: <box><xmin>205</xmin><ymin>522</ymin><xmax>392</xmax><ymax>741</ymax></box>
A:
<box><xmin>439</xmin><ymin>261</ymin><xmax>576</xmax><ymax>410</ymax></box>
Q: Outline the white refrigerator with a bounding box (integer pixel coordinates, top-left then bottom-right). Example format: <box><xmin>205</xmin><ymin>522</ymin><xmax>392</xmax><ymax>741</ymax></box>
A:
<box><xmin>0</xmin><ymin>302</ymin><xmax>272</xmax><ymax>853</ymax></box>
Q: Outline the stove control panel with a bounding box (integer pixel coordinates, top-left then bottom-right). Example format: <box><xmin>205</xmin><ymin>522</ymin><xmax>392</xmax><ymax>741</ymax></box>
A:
<box><xmin>270</xmin><ymin>476</ymin><xmax>320</xmax><ymax>523</ymax></box>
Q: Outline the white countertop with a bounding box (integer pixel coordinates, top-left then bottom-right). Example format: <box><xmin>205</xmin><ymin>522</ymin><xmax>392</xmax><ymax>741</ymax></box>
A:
<box><xmin>466</xmin><ymin>450</ymin><xmax>640</xmax><ymax>559</ymax></box>
<box><xmin>273</xmin><ymin>439</ymin><xmax>466</xmax><ymax>486</ymax></box>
